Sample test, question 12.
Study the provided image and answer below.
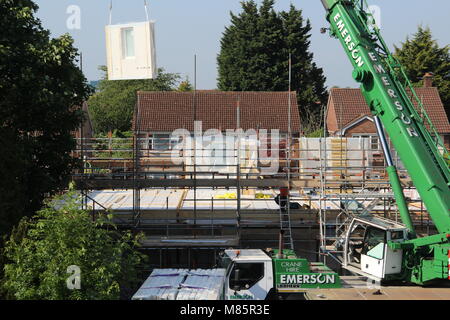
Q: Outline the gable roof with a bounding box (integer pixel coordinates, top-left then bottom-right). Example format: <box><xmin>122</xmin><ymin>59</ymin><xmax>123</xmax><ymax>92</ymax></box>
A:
<box><xmin>327</xmin><ymin>87</ymin><xmax>450</xmax><ymax>134</ymax></box>
<box><xmin>134</xmin><ymin>91</ymin><xmax>301</xmax><ymax>133</ymax></box>
<box><xmin>336</xmin><ymin>114</ymin><xmax>375</xmax><ymax>136</ymax></box>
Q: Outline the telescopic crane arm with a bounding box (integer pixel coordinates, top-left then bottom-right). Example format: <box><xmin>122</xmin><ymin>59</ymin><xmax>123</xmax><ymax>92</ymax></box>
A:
<box><xmin>320</xmin><ymin>0</ymin><xmax>450</xmax><ymax>234</ymax></box>
<box><xmin>320</xmin><ymin>0</ymin><xmax>450</xmax><ymax>285</ymax></box>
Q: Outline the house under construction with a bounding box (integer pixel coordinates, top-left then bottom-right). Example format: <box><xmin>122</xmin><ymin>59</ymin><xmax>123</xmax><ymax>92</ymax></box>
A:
<box><xmin>72</xmin><ymin>89</ymin><xmax>446</xmax><ymax>270</ymax></box>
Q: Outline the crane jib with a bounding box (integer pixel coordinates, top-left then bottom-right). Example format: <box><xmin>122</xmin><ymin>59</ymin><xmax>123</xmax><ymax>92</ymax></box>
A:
<box><xmin>322</xmin><ymin>0</ymin><xmax>450</xmax><ymax>285</ymax></box>
<box><xmin>333</xmin><ymin>13</ymin><xmax>364</xmax><ymax>67</ymax></box>
<box><xmin>366</xmin><ymin>52</ymin><xmax>419</xmax><ymax>138</ymax></box>
<box><xmin>332</xmin><ymin>12</ymin><xmax>419</xmax><ymax>138</ymax></box>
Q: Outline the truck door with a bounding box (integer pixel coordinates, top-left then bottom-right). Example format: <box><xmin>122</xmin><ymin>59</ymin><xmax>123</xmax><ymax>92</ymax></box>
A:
<box><xmin>360</xmin><ymin>227</ymin><xmax>387</xmax><ymax>279</ymax></box>
<box><xmin>360</xmin><ymin>227</ymin><xmax>405</xmax><ymax>280</ymax></box>
<box><xmin>226</xmin><ymin>262</ymin><xmax>271</xmax><ymax>300</ymax></box>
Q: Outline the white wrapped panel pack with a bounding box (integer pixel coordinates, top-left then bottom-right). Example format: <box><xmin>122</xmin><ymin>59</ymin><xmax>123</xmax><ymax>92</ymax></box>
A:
<box><xmin>105</xmin><ymin>21</ymin><xmax>157</xmax><ymax>80</ymax></box>
<box><xmin>177</xmin><ymin>269</ymin><xmax>226</xmax><ymax>300</ymax></box>
<box><xmin>132</xmin><ymin>269</ymin><xmax>187</xmax><ymax>300</ymax></box>
<box><xmin>132</xmin><ymin>268</ymin><xmax>226</xmax><ymax>300</ymax></box>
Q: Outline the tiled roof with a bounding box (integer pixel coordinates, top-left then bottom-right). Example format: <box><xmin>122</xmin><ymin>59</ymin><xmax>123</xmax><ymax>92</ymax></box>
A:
<box><xmin>328</xmin><ymin>87</ymin><xmax>450</xmax><ymax>134</ymax></box>
<box><xmin>134</xmin><ymin>91</ymin><xmax>301</xmax><ymax>133</ymax></box>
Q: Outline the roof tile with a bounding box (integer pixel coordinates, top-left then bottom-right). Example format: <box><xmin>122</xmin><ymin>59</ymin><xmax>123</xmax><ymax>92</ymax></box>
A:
<box><xmin>134</xmin><ymin>91</ymin><xmax>301</xmax><ymax>133</ymax></box>
<box><xmin>328</xmin><ymin>87</ymin><xmax>450</xmax><ymax>133</ymax></box>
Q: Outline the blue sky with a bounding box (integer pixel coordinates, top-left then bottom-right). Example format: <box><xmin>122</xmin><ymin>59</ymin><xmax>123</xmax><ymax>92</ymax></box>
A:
<box><xmin>34</xmin><ymin>0</ymin><xmax>450</xmax><ymax>89</ymax></box>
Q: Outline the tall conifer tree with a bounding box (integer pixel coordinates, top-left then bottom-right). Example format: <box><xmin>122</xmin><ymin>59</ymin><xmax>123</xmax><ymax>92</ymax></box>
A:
<box><xmin>394</xmin><ymin>26</ymin><xmax>450</xmax><ymax>118</ymax></box>
<box><xmin>218</xmin><ymin>0</ymin><xmax>328</xmax><ymax>132</ymax></box>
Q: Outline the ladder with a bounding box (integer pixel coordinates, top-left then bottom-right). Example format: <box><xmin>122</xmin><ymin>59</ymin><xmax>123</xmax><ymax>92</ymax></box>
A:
<box><xmin>279</xmin><ymin>206</ymin><xmax>294</xmax><ymax>250</ymax></box>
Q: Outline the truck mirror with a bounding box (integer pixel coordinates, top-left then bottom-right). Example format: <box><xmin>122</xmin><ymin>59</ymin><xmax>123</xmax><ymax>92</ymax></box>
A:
<box><xmin>232</xmin><ymin>269</ymin><xmax>241</xmax><ymax>291</ymax></box>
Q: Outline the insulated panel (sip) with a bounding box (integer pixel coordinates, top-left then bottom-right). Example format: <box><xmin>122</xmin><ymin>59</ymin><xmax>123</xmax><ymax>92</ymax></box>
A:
<box><xmin>106</xmin><ymin>21</ymin><xmax>157</xmax><ymax>80</ymax></box>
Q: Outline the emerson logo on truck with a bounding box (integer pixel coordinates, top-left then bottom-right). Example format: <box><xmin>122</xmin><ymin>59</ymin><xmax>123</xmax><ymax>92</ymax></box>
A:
<box><xmin>279</xmin><ymin>274</ymin><xmax>336</xmax><ymax>287</ymax></box>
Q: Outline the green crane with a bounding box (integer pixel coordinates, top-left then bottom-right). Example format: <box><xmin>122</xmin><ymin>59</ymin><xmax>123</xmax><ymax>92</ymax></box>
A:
<box><xmin>320</xmin><ymin>0</ymin><xmax>450</xmax><ymax>285</ymax></box>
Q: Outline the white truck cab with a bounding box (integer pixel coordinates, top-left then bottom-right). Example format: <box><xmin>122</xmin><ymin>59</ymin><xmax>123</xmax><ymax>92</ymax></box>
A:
<box><xmin>221</xmin><ymin>249</ymin><xmax>274</xmax><ymax>300</ymax></box>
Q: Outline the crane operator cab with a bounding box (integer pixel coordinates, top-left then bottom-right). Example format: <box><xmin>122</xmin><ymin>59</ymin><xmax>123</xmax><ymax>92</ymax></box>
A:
<box><xmin>343</xmin><ymin>216</ymin><xmax>409</xmax><ymax>281</ymax></box>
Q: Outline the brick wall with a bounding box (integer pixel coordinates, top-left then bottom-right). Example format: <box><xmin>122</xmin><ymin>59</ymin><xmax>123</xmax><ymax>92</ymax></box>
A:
<box><xmin>343</xmin><ymin>119</ymin><xmax>376</xmax><ymax>137</ymax></box>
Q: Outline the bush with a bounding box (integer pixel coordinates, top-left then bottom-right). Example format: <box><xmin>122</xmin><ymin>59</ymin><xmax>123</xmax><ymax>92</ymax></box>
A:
<box><xmin>1</xmin><ymin>191</ymin><xmax>145</xmax><ymax>300</ymax></box>
<box><xmin>306</xmin><ymin>128</ymin><xmax>327</xmax><ymax>138</ymax></box>
<box><xmin>92</xmin><ymin>130</ymin><xmax>134</xmax><ymax>160</ymax></box>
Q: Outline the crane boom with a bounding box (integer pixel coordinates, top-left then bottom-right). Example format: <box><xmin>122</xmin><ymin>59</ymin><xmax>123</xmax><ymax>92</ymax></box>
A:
<box><xmin>321</xmin><ymin>0</ymin><xmax>450</xmax><ymax>234</ymax></box>
<box><xmin>320</xmin><ymin>0</ymin><xmax>450</xmax><ymax>285</ymax></box>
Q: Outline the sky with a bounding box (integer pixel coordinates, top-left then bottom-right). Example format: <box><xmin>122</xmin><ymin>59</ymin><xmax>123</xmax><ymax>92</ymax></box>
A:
<box><xmin>34</xmin><ymin>0</ymin><xmax>450</xmax><ymax>90</ymax></box>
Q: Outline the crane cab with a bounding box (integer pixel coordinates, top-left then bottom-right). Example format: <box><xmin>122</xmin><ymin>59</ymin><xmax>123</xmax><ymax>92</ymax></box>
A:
<box><xmin>343</xmin><ymin>216</ymin><xmax>409</xmax><ymax>281</ymax></box>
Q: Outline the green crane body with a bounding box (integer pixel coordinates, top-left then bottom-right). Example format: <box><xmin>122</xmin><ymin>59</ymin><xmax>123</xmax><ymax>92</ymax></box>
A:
<box><xmin>321</xmin><ymin>0</ymin><xmax>450</xmax><ymax>285</ymax></box>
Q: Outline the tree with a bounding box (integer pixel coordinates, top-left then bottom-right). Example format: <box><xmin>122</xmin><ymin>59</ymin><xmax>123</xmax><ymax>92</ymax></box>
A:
<box><xmin>394</xmin><ymin>26</ymin><xmax>450</xmax><ymax>117</ymax></box>
<box><xmin>178</xmin><ymin>77</ymin><xmax>194</xmax><ymax>92</ymax></box>
<box><xmin>1</xmin><ymin>191</ymin><xmax>145</xmax><ymax>300</ymax></box>
<box><xmin>0</xmin><ymin>0</ymin><xmax>92</xmax><ymax>237</ymax></box>
<box><xmin>217</xmin><ymin>0</ymin><xmax>328</xmax><ymax>133</ymax></box>
<box><xmin>88</xmin><ymin>67</ymin><xmax>181</xmax><ymax>133</ymax></box>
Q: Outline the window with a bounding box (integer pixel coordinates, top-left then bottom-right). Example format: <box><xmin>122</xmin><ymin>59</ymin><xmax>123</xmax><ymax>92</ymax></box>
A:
<box><xmin>390</xmin><ymin>231</ymin><xmax>405</xmax><ymax>241</ymax></box>
<box><xmin>370</xmin><ymin>136</ymin><xmax>379</xmax><ymax>150</ymax></box>
<box><xmin>353</xmin><ymin>134</ymin><xmax>379</xmax><ymax>151</ymax></box>
<box><xmin>229</xmin><ymin>263</ymin><xmax>264</xmax><ymax>291</ymax></box>
<box><xmin>362</xmin><ymin>227</ymin><xmax>386</xmax><ymax>258</ymax></box>
<box><xmin>152</xmin><ymin>134</ymin><xmax>170</xmax><ymax>150</ymax></box>
<box><xmin>122</xmin><ymin>27</ymin><xmax>135</xmax><ymax>58</ymax></box>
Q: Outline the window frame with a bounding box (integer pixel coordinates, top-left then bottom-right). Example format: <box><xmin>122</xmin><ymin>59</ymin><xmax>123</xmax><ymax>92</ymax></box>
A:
<box><xmin>228</xmin><ymin>262</ymin><xmax>265</xmax><ymax>291</ymax></box>
<box><xmin>362</xmin><ymin>227</ymin><xmax>386</xmax><ymax>259</ymax></box>
<box><xmin>370</xmin><ymin>136</ymin><xmax>380</xmax><ymax>151</ymax></box>
<box><xmin>121</xmin><ymin>27</ymin><xmax>135</xmax><ymax>59</ymax></box>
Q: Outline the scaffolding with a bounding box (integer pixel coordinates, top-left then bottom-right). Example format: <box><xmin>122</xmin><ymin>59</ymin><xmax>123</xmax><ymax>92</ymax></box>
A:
<box><xmin>71</xmin><ymin>134</ymin><xmax>431</xmax><ymax>259</ymax></box>
<box><xmin>312</xmin><ymin>136</ymin><xmax>433</xmax><ymax>267</ymax></box>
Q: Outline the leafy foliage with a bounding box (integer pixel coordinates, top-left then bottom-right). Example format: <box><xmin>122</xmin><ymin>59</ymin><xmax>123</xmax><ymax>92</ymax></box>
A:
<box><xmin>394</xmin><ymin>26</ymin><xmax>450</xmax><ymax>117</ymax></box>
<box><xmin>178</xmin><ymin>77</ymin><xmax>194</xmax><ymax>92</ymax></box>
<box><xmin>306</xmin><ymin>128</ymin><xmax>327</xmax><ymax>138</ymax></box>
<box><xmin>1</xmin><ymin>191</ymin><xmax>145</xmax><ymax>300</ymax></box>
<box><xmin>217</xmin><ymin>0</ymin><xmax>328</xmax><ymax>133</ymax></box>
<box><xmin>92</xmin><ymin>130</ymin><xmax>134</xmax><ymax>160</ymax></box>
<box><xmin>0</xmin><ymin>0</ymin><xmax>92</xmax><ymax>237</ymax></box>
<box><xmin>88</xmin><ymin>67</ymin><xmax>181</xmax><ymax>133</ymax></box>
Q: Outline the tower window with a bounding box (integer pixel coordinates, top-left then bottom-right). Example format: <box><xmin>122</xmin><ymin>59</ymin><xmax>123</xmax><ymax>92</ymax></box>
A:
<box><xmin>122</xmin><ymin>27</ymin><xmax>135</xmax><ymax>58</ymax></box>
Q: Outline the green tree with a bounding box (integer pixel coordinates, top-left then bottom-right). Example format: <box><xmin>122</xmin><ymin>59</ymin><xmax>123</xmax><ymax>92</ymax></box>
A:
<box><xmin>0</xmin><ymin>0</ymin><xmax>92</xmax><ymax>237</ymax></box>
<box><xmin>178</xmin><ymin>77</ymin><xmax>194</xmax><ymax>92</ymax></box>
<box><xmin>93</xmin><ymin>130</ymin><xmax>134</xmax><ymax>160</ymax></box>
<box><xmin>88</xmin><ymin>67</ymin><xmax>181</xmax><ymax>133</ymax></box>
<box><xmin>1</xmin><ymin>191</ymin><xmax>145</xmax><ymax>300</ymax></box>
<box><xmin>217</xmin><ymin>0</ymin><xmax>328</xmax><ymax>133</ymax></box>
<box><xmin>394</xmin><ymin>26</ymin><xmax>450</xmax><ymax>117</ymax></box>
